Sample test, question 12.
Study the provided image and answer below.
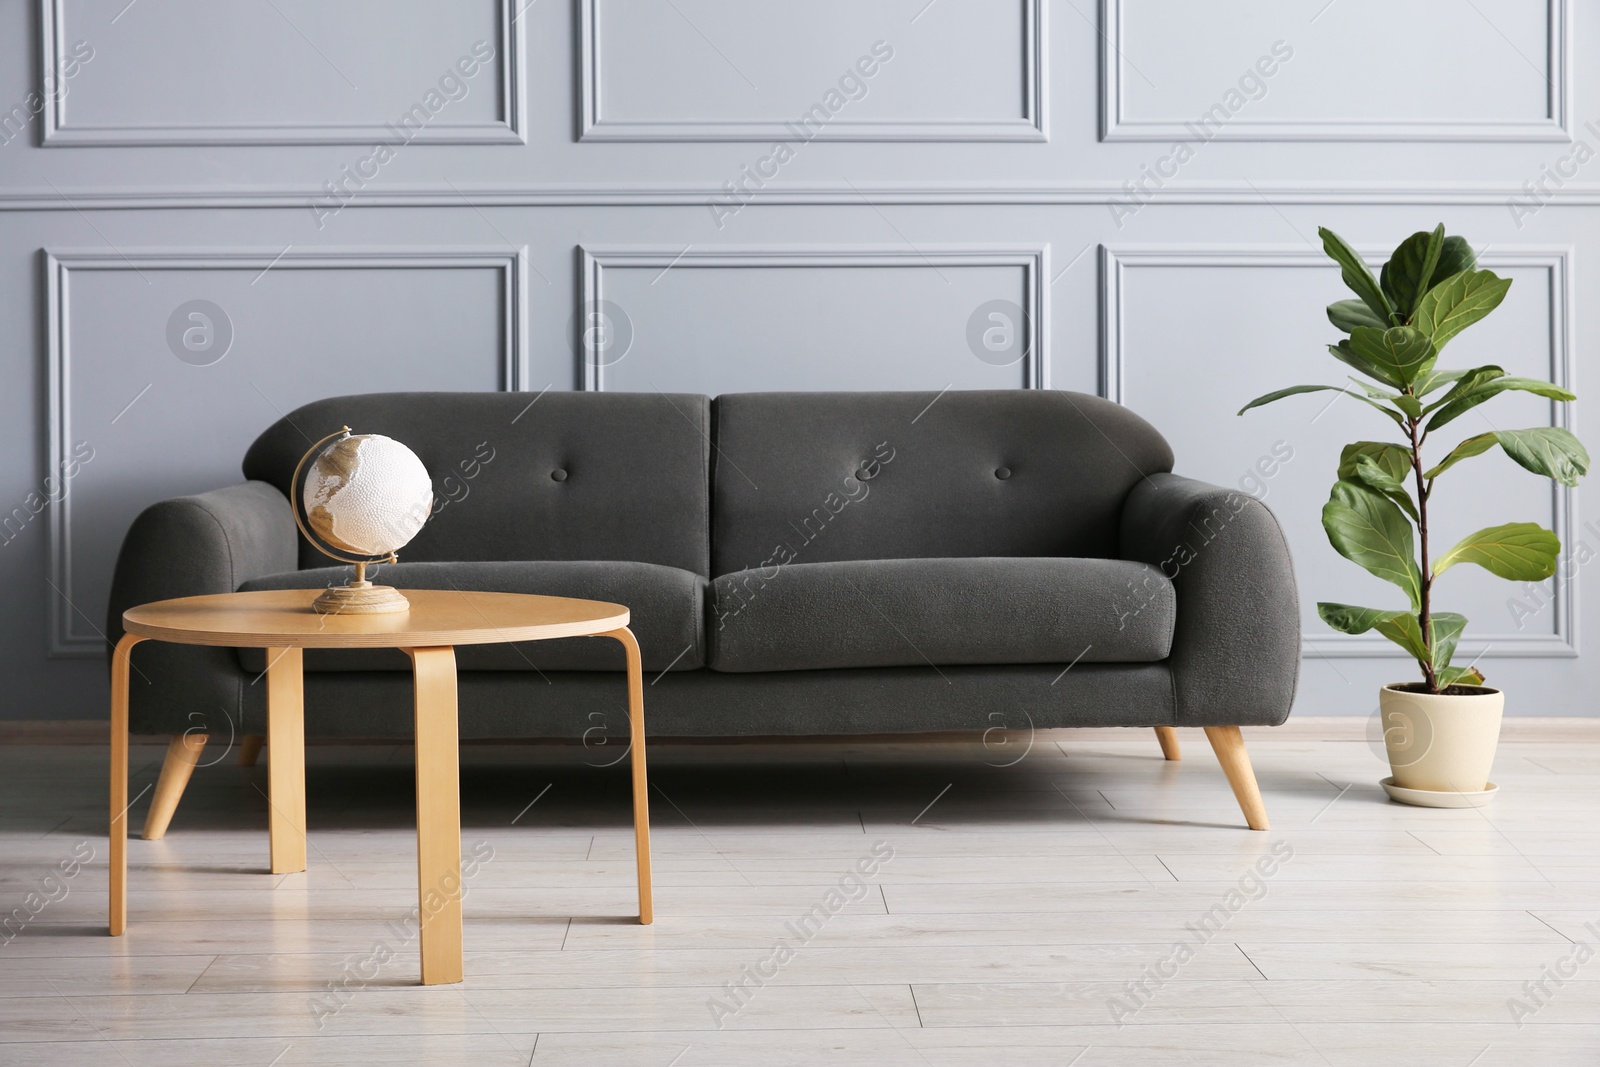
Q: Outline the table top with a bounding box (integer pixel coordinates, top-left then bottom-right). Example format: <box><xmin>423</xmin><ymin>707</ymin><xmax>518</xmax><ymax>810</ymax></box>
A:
<box><xmin>122</xmin><ymin>589</ymin><xmax>630</xmax><ymax>649</ymax></box>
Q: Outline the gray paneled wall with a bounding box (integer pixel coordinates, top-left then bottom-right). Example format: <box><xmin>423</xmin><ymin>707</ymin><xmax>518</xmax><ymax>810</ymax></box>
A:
<box><xmin>0</xmin><ymin>0</ymin><xmax>1594</xmax><ymax>719</ymax></box>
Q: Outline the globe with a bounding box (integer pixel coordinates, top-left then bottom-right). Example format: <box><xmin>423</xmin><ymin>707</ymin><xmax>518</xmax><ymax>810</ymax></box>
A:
<box><xmin>302</xmin><ymin>433</ymin><xmax>433</xmax><ymax>558</ymax></box>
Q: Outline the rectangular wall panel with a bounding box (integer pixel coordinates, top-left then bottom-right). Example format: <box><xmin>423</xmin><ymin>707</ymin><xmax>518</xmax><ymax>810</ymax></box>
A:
<box><xmin>1102</xmin><ymin>244</ymin><xmax>1575</xmax><ymax>660</ymax></box>
<box><xmin>579</xmin><ymin>0</ymin><xmax>1044</xmax><ymax>141</ymax></box>
<box><xmin>1102</xmin><ymin>0</ymin><xmax>1569</xmax><ymax>142</ymax></box>
<box><xmin>579</xmin><ymin>245</ymin><xmax>1048</xmax><ymax>393</ymax></box>
<box><xmin>45</xmin><ymin>247</ymin><xmax>528</xmax><ymax>655</ymax></box>
<box><xmin>41</xmin><ymin>0</ymin><xmax>524</xmax><ymax>144</ymax></box>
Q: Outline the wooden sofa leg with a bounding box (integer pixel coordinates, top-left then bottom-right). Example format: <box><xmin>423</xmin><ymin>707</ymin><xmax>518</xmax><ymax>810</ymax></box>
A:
<box><xmin>239</xmin><ymin>735</ymin><xmax>264</xmax><ymax>767</ymax></box>
<box><xmin>1203</xmin><ymin>726</ymin><xmax>1269</xmax><ymax>831</ymax></box>
<box><xmin>1154</xmin><ymin>726</ymin><xmax>1181</xmax><ymax>761</ymax></box>
<box><xmin>142</xmin><ymin>733</ymin><xmax>208</xmax><ymax>840</ymax></box>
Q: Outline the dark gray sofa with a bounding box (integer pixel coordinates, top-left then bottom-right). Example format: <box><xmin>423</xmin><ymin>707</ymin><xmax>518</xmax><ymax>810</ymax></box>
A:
<box><xmin>107</xmin><ymin>390</ymin><xmax>1300</xmax><ymax>832</ymax></box>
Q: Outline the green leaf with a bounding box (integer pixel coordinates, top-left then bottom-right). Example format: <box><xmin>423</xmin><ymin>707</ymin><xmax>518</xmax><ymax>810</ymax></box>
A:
<box><xmin>1413</xmin><ymin>269</ymin><xmax>1512</xmax><ymax>350</ymax></box>
<box><xmin>1353</xmin><ymin>378</ymin><xmax>1426</xmax><ymax>423</ymax></box>
<box><xmin>1425</xmin><ymin>391</ymin><xmax>1493</xmax><ymax>432</ymax></box>
<box><xmin>1238</xmin><ymin>384</ymin><xmax>1338</xmax><ymax>415</ymax></box>
<box><xmin>1423</xmin><ymin>373</ymin><xmax>1506</xmax><ymax>430</ymax></box>
<box><xmin>1425</xmin><ymin>373</ymin><xmax>1572</xmax><ymax>431</ymax></box>
<box><xmin>1238</xmin><ymin>384</ymin><xmax>1405</xmax><ymax>426</ymax></box>
<box><xmin>1437</xmin><ymin>665</ymin><xmax>1486</xmax><ymax>687</ymax></box>
<box><xmin>1338</xmin><ymin>441</ymin><xmax>1413</xmax><ymax>484</ymax></box>
<box><xmin>1328</xmin><ymin>298</ymin><xmax>1390</xmax><ymax>333</ymax></box>
<box><xmin>1423</xmin><ymin>365</ymin><xmax>1504</xmax><ymax>416</ymax></box>
<box><xmin>1318</xmin><ymin>602</ymin><xmax>1401</xmax><ymax>636</ymax></box>
<box><xmin>1381</xmin><ymin>225</ymin><xmax>1445</xmax><ymax>316</ymax></box>
<box><xmin>1415</xmin><ymin>367</ymin><xmax>1472</xmax><ymax>396</ymax></box>
<box><xmin>1352</xmin><ymin>455</ymin><xmax>1418</xmax><ymax>520</ymax></box>
<box><xmin>1422</xmin><ymin>427</ymin><xmax>1589</xmax><ymax>485</ymax></box>
<box><xmin>1423</xmin><ymin>432</ymin><xmax>1497</xmax><ymax>479</ymax></box>
<box><xmin>1348</xmin><ymin>326</ymin><xmax>1437</xmax><ymax>387</ymax></box>
<box><xmin>1430</xmin><ymin>236</ymin><xmax>1478</xmax><ymax>284</ymax></box>
<box><xmin>1375</xmin><ymin>613</ymin><xmax>1429</xmax><ymax>665</ymax></box>
<box><xmin>1493</xmin><ymin>427</ymin><xmax>1590</xmax><ymax>487</ymax></box>
<box><xmin>1334</xmin><ymin>447</ymin><xmax>1423</xmax><ymax>552</ymax></box>
<box><xmin>1329</xmin><ymin>342</ymin><xmax>1403</xmax><ymax>388</ymax></box>
<box><xmin>1321</xmin><ymin>480</ymin><xmax>1423</xmax><ymax>609</ymax></box>
<box><xmin>1317</xmin><ymin>602</ymin><xmax>1428</xmax><ymax>662</ymax></box>
<box><xmin>1319</xmin><ymin>227</ymin><xmax>1395</xmax><ymax>326</ymax></box>
<box><xmin>1352</xmin><ymin>454</ymin><xmax>1411</xmax><ymax>492</ymax></box>
<box><xmin>1429</xmin><ymin>612</ymin><xmax>1468</xmax><ymax>672</ymax></box>
<box><xmin>1416</xmin><ymin>227</ymin><xmax>1446</xmax><ymax>304</ymax></box>
<box><xmin>1348</xmin><ymin>378</ymin><xmax>1400</xmax><ymax>401</ymax></box>
<box><xmin>1492</xmin><ymin>377</ymin><xmax>1577</xmax><ymax>401</ymax></box>
<box><xmin>1434</xmin><ymin>522</ymin><xmax>1560</xmax><ymax>581</ymax></box>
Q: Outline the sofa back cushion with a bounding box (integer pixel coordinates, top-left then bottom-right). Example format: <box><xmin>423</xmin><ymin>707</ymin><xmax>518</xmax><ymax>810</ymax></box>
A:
<box><xmin>243</xmin><ymin>391</ymin><xmax>711</xmax><ymax>574</ymax></box>
<box><xmin>710</xmin><ymin>391</ymin><xmax>1174</xmax><ymax>575</ymax></box>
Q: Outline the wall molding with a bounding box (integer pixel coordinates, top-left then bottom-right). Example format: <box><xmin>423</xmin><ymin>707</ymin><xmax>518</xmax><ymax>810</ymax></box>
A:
<box><xmin>39</xmin><ymin>0</ymin><xmax>526</xmax><ymax>146</ymax></box>
<box><xmin>44</xmin><ymin>245</ymin><xmax>530</xmax><ymax>657</ymax></box>
<box><xmin>577</xmin><ymin>0</ymin><xmax>1046</xmax><ymax>142</ymax></box>
<box><xmin>1100</xmin><ymin>0</ymin><xmax>1572</xmax><ymax>143</ymax></box>
<box><xmin>577</xmin><ymin>243</ymin><xmax>1049</xmax><ymax>391</ymax></box>
<box><xmin>4</xmin><ymin>181</ymin><xmax>1600</xmax><ymax>211</ymax></box>
<box><xmin>1100</xmin><ymin>242</ymin><xmax>1578</xmax><ymax>660</ymax></box>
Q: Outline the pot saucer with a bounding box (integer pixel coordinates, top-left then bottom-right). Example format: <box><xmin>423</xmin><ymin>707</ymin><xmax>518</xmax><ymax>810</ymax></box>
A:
<box><xmin>1380</xmin><ymin>777</ymin><xmax>1498</xmax><ymax>808</ymax></box>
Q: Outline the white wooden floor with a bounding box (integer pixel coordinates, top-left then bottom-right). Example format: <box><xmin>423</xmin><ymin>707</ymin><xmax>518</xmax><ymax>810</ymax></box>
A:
<box><xmin>1</xmin><ymin>731</ymin><xmax>1596</xmax><ymax>1065</ymax></box>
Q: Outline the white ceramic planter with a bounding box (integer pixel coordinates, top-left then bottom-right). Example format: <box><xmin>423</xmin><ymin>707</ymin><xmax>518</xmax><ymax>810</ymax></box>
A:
<box><xmin>1378</xmin><ymin>683</ymin><xmax>1504</xmax><ymax>798</ymax></box>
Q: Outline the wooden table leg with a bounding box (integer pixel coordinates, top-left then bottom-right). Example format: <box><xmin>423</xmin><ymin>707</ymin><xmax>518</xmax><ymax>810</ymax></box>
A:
<box><xmin>603</xmin><ymin>627</ymin><xmax>653</xmax><ymax>925</ymax></box>
<box><xmin>266</xmin><ymin>647</ymin><xmax>307</xmax><ymax>875</ymax></box>
<box><xmin>408</xmin><ymin>646</ymin><xmax>463</xmax><ymax>985</ymax></box>
<box><xmin>109</xmin><ymin>633</ymin><xmax>145</xmax><ymax>937</ymax></box>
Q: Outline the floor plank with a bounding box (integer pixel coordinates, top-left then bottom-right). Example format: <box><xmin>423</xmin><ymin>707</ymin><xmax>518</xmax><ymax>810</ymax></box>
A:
<box><xmin>2</xmin><ymin>737</ymin><xmax>1594</xmax><ymax>1064</ymax></box>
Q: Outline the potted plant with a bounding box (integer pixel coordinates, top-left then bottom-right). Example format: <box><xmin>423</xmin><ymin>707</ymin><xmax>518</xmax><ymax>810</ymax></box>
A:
<box><xmin>1241</xmin><ymin>225</ymin><xmax>1588</xmax><ymax>805</ymax></box>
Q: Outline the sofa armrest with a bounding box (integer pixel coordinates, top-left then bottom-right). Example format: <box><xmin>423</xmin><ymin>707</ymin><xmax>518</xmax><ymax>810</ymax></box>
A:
<box><xmin>104</xmin><ymin>481</ymin><xmax>297</xmax><ymax>737</ymax></box>
<box><xmin>1120</xmin><ymin>473</ymin><xmax>1300</xmax><ymax>727</ymax></box>
<box><xmin>106</xmin><ymin>480</ymin><xmax>297</xmax><ymax>647</ymax></box>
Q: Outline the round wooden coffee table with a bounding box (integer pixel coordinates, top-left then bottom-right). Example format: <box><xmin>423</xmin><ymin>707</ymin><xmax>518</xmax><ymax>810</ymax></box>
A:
<box><xmin>110</xmin><ymin>588</ymin><xmax>653</xmax><ymax>985</ymax></box>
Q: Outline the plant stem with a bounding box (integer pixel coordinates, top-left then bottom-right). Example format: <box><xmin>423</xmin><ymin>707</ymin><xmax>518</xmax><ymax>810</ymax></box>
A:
<box><xmin>1408</xmin><ymin>414</ymin><xmax>1439</xmax><ymax>692</ymax></box>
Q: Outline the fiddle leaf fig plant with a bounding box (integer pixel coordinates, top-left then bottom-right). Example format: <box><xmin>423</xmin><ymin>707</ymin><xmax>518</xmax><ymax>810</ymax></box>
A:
<box><xmin>1240</xmin><ymin>225</ymin><xmax>1589</xmax><ymax>693</ymax></box>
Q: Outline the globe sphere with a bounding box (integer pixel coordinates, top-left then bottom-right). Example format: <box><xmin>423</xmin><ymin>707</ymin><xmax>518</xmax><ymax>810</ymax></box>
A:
<box><xmin>302</xmin><ymin>433</ymin><xmax>433</xmax><ymax>557</ymax></box>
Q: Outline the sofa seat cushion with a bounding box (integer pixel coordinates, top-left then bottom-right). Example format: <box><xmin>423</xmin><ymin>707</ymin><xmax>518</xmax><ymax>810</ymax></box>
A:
<box><xmin>708</xmin><ymin>557</ymin><xmax>1174</xmax><ymax>673</ymax></box>
<box><xmin>236</xmin><ymin>561</ymin><xmax>705</xmax><ymax>673</ymax></box>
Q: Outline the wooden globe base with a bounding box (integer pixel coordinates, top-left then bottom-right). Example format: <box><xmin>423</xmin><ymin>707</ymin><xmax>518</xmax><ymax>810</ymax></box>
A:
<box><xmin>312</xmin><ymin>580</ymin><xmax>410</xmax><ymax>615</ymax></box>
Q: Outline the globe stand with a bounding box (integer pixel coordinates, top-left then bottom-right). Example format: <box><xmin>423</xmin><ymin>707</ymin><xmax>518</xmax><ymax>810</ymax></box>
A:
<box><xmin>292</xmin><ymin>427</ymin><xmax>429</xmax><ymax>617</ymax></box>
<box><xmin>311</xmin><ymin>560</ymin><xmax>410</xmax><ymax>616</ymax></box>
